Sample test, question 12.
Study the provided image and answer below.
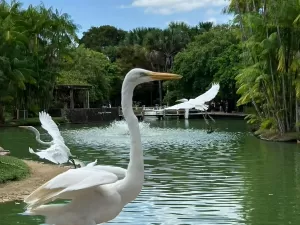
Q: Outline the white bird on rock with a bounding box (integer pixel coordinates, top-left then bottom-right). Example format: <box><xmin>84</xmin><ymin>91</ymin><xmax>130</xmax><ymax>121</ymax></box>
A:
<box><xmin>22</xmin><ymin>68</ymin><xmax>182</xmax><ymax>225</ymax></box>
<box><xmin>165</xmin><ymin>83</ymin><xmax>220</xmax><ymax>120</ymax></box>
<box><xmin>19</xmin><ymin>111</ymin><xmax>77</xmax><ymax>168</ymax></box>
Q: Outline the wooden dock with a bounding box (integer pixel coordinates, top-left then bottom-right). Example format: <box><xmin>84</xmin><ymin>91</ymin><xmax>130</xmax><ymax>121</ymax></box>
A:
<box><xmin>118</xmin><ymin>107</ymin><xmax>246</xmax><ymax>120</ymax></box>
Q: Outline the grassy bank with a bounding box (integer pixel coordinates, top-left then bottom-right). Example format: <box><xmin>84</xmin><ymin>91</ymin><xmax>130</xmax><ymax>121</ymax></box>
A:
<box><xmin>0</xmin><ymin>156</ymin><xmax>30</xmax><ymax>183</ymax></box>
<box><xmin>254</xmin><ymin>129</ymin><xmax>300</xmax><ymax>142</ymax></box>
<box><xmin>0</xmin><ymin>117</ymin><xmax>67</xmax><ymax>127</ymax></box>
<box><xmin>0</xmin><ymin>160</ymin><xmax>70</xmax><ymax>202</ymax></box>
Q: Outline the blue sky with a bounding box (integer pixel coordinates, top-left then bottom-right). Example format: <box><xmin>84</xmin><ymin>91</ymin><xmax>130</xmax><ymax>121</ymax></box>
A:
<box><xmin>17</xmin><ymin>0</ymin><xmax>233</xmax><ymax>37</ymax></box>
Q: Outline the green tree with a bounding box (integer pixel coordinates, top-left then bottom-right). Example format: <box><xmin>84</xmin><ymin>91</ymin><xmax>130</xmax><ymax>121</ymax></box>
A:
<box><xmin>80</xmin><ymin>25</ymin><xmax>127</xmax><ymax>51</ymax></box>
<box><xmin>0</xmin><ymin>0</ymin><xmax>78</xmax><ymax>122</ymax></box>
<box><xmin>59</xmin><ymin>45</ymin><xmax>122</xmax><ymax>105</ymax></box>
<box><xmin>165</xmin><ymin>25</ymin><xmax>240</xmax><ymax>107</ymax></box>
<box><xmin>227</xmin><ymin>0</ymin><xmax>300</xmax><ymax>134</ymax></box>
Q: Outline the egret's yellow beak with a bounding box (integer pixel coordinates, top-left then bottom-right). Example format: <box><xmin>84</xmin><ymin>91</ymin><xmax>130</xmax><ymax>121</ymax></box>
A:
<box><xmin>147</xmin><ymin>71</ymin><xmax>182</xmax><ymax>80</ymax></box>
<box><xmin>19</xmin><ymin>126</ymin><xmax>27</xmax><ymax>128</ymax></box>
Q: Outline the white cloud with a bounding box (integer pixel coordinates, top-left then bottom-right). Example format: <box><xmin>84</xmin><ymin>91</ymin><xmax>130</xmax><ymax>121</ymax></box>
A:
<box><xmin>205</xmin><ymin>17</ymin><xmax>217</xmax><ymax>25</ymax></box>
<box><xmin>119</xmin><ymin>5</ymin><xmax>132</xmax><ymax>9</ymax></box>
<box><xmin>130</xmin><ymin>0</ymin><xmax>228</xmax><ymax>15</ymax></box>
<box><xmin>205</xmin><ymin>8</ymin><xmax>220</xmax><ymax>15</ymax></box>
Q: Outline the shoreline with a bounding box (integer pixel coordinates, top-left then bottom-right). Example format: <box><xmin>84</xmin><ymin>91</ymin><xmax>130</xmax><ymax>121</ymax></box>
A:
<box><xmin>0</xmin><ymin>117</ymin><xmax>67</xmax><ymax>128</ymax></box>
<box><xmin>253</xmin><ymin>130</ymin><xmax>299</xmax><ymax>143</ymax></box>
<box><xmin>0</xmin><ymin>160</ymin><xmax>70</xmax><ymax>203</ymax></box>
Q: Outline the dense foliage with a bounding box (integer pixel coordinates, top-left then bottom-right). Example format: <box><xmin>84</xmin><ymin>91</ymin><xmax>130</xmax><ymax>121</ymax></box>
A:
<box><xmin>225</xmin><ymin>0</ymin><xmax>300</xmax><ymax>134</ymax></box>
<box><xmin>2</xmin><ymin>0</ymin><xmax>300</xmax><ymax>135</ymax></box>
<box><xmin>0</xmin><ymin>156</ymin><xmax>30</xmax><ymax>183</ymax></box>
<box><xmin>0</xmin><ymin>0</ymin><xmax>78</xmax><ymax>121</ymax></box>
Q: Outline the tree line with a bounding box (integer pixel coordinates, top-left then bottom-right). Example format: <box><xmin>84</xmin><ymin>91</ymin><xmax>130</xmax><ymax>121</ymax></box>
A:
<box><xmin>1</xmin><ymin>0</ymin><xmax>300</xmax><ymax>135</ymax></box>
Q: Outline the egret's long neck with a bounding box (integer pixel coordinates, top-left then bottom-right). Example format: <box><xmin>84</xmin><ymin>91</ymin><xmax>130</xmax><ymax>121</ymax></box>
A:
<box><xmin>121</xmin><ymin>82</ymin><xmax>144</xmax><ymax>173</ymax></box>
<box><xmin>31</xmin><ymin>127</ymin><xmax>51</xmax><ymax>145</ymax></box>
<box><xmin>119</xmin><ymin>80</ymin><xmax>144</xmax><ymax>203</ymax></box>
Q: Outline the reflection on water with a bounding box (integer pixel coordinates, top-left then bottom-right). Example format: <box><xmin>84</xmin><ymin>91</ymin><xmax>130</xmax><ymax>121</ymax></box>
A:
<box><xmin>1</xmin><ymin>119</ymin><xmax>300</xmax><ymax>225</ymax></box>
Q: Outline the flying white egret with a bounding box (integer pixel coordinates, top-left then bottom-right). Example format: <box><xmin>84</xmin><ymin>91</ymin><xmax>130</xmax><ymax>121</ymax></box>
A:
<box><xmin>19</xmin><ymin>111</ymin><xmax>77</xmax><ymax>168</ymax></box>
<box><xmin>22</xmin><ymin>68</ymin><xmax>182</xmax><ymax>225</ymax></box>
<box><xmin>165</xmin><ymin>83</ymin><xmax>220</xmax><ymax>120</ymax></box>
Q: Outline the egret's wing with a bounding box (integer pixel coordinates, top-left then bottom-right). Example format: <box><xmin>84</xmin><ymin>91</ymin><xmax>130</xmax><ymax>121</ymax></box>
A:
<box><xmin>165</xmin><ymin>102</ymin><xmax>195</xmax><ymax>110</ymax></box>
<box><xmin>73</xmin><ymin>159</ymin><xmax>126</xmax><ymax>179</ymax></box>
<box><xmin>39</xmin><ymin>111</ymin><xmax>64</xmax><ymax>143</ymax></box>
<box><xmin>86</xmin><ymin>159</ymin><xmax>97</xmax><ymax>167</ymax></box>
<box><xmin>29</xmin><ymin>147</ymin><xmax>59</xmax><ymax>164</ymax></box>
<box><xmin>29</xmin><ymin>145</ymin><xmax>69</xmax><ymax>164</ymax></box>
<box><xmin>72</xmin><ymin>159</ymin><xmax>86</xmax><ymax>167</ymax></box>
<box><xmin>195</xmin><ymin>104</ymin><xmax>209</xmax><ymax>111</ymax></box>
<box><xmin>194</xmin><ymin>83</ymin><xmax>220</xmax><ymax>104</ymax></box>
<box><xmin>25</xmin><ymin>168</ymin><xmax>118</xmax><ymax>209</ymax></box>
<box><xmin>72</xmin><ymin>159</ymin><xmax>97</xmax><ymax>167</ymax></box>
<box><xmin>176</xmin><ymin>98</ymin><xmax>189</xmax><ymax>103</ymax></box>
<box><xmin>86</xmin><ymin>165</ymin><xmax>127</xmax><ymax>179</ymax></box>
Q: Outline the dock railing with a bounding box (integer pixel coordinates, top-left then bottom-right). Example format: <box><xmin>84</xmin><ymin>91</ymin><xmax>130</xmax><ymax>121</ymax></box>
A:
<box><xmin>118</xmin><ymin>106</ymin><xmax>246</xmax><ymax>118</ymax></box>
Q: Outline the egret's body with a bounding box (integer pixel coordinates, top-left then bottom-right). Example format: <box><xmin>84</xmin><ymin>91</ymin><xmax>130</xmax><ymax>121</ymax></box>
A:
<box><xmin>19</xmin><ymin>111</ymin><xmax>76</xmax><ymax>167</ymax></box>
<box><xmin>22</xmin><ymin>68</ymin><xmax>182</xmax><ymax>225</ymax></box>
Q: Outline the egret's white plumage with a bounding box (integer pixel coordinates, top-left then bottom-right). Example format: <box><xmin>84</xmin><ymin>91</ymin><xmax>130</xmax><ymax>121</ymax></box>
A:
<box><xmin>71</xmin><ymin>159</ymin><xmax>126</xmax><ymax>179</ymax></box>
<box><xmin>165</xmin><ymin>83</ymin><xmax>220</xmax><ymax>111</ymax></box>
<box><xmin>19</xmin><ymin>111</ymin><xmax>75</xmax><ymax>166</ymax></box>
<box><xmin>72</xmin><ymin>159</ymin><xmax>98</xmax><ymax>168</ymax></box>
<box><xmin>39</xmin><ymin>111</ymin><xmax>65</xmax><ymax>144</ymax></box>
<box><xmin>22</xmin><ymin>68</ymin><xmax>182</xmax><ymax>225</ymax></box>
<box><xmin>29</xmin><ymin>146</ymin><xmax>69</xmax><ymax>165</ymax></box>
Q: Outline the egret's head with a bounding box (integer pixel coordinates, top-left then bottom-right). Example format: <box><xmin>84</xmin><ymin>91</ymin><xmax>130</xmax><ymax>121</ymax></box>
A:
<box><xmin>176</xmin><ymin>98</ymin><xmax>187</xmax><ymax>103</ymax></box>
<box><xmin>125</xmin><ymin>68</ymin><xmax>182</xmax><ymax>85</ymax></box>
<box><xmin>19</xmin><ymin>126</ymin><xmax>36</xmax><ymax>132</ymax></box>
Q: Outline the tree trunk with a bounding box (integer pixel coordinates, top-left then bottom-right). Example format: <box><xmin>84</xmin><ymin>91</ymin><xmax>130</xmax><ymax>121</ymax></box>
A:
<box><xmin>296</xmin><ymin>98</ymin><xmax>299</xmax><ymax>132</ymax></box>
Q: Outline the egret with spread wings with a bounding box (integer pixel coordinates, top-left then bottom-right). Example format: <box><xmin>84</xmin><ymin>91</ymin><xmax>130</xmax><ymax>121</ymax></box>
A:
<box><xmin>19</xmin><ymin>111</ymin><xmax>77</xmax><ymax>168</ymax></box>
<box><xmin>165</xmin><ymin>83</ymin><xmax>220</xmax><ymax>120</ymax></box>
<box><xmin>22</xmin><ymin>68</ymin><xmax>182</xmax><ymax>225</ymax></box>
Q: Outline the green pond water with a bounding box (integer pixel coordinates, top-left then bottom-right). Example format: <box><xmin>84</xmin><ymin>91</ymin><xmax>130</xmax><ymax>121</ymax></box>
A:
<box><xmin>1</xmin><ymin>118</ymin><xmax>300</xmax><ymax>225</ymax></box>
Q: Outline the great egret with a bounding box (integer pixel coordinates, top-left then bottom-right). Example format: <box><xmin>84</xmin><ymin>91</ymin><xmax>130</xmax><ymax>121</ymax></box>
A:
<box><xmin>165</xmin><ymin>83</ymin><xmax>220</xmax><ymax>120</ymax></box>
<box><xmin>19</xmin><ymin>111</ymin><xmax>77</xmax><ymax>168</ymax></box>
<box><xmin>22</xmin><ymin>68</ymin><xmax>182</xmax><ymax>225</ymax></box>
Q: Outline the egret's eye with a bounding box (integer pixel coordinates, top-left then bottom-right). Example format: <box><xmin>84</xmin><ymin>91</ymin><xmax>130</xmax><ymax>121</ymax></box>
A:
<box><xmin>140</xmin><ymin>72</ymin><xmax>148</xmax><ymax>77</ymax></box>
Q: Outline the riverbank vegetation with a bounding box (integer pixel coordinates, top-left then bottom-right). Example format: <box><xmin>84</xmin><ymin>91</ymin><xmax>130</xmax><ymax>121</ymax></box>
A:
<box><xmin>0</xmin><ymin>156</ymin><xmax>30</xmax><ymax>183</ymax></box>
<box><xmin>1</xmin><ymin>0</ymin><xmax>300</xmax><ymax>138</ymax></box>
<box><xmin>0</xmin><ymin>116</ymin><xmax>66</xmax><ymax>127</ymax></box>
<box><xmin>0</xmin><ymin>159</ymin><xmax>68</xmax><ymax>202</ymax></box>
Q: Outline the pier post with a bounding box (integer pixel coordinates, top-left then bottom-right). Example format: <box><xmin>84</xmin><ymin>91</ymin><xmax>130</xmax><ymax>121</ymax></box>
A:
<box><xmin>70</xmin><ymin>88</ymin><xmax>74</xmax><ymax>109</ymax></box>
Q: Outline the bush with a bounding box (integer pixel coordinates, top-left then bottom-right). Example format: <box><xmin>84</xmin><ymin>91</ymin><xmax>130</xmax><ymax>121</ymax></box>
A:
<box><xmin>0</xmin><ymin>156</ymin><xmax>30</xmax><ymax>183</ymax></box>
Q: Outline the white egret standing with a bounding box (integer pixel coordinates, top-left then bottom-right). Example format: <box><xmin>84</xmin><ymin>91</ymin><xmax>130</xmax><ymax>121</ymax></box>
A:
<box><xmin>19</xmin><ymin>111</ymin><xmax>77</xmax><ymax>168</ymax></box>
<box><xmin>22</xmin><ymin>68</ymin><xmax>182</xmax><ymax>225</ymax></box>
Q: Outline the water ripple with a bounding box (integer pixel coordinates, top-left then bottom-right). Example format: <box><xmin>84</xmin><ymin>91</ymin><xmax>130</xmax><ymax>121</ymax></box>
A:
<box><xmin>57</xmin><ymin>120</ymin><xmax>245</xmax><ymax>225</ymax></box>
